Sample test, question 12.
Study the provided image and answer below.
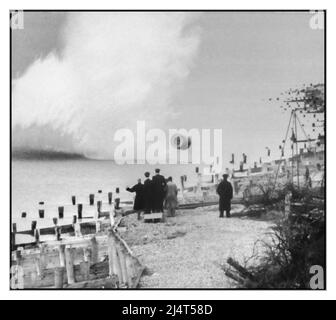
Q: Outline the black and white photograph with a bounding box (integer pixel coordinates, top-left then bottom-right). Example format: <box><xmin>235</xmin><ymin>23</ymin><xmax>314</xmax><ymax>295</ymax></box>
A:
<box><xmin>9</xmin><ymin>9</ymin><xmax>326</xmax><ymax>292</ymax></box>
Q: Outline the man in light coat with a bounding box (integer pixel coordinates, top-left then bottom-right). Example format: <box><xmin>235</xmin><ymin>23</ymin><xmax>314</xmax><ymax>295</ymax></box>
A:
<box><xmin>165</xmin><ymin>177</ymin><xmax>178</xmax><ymax>217</ymax></box>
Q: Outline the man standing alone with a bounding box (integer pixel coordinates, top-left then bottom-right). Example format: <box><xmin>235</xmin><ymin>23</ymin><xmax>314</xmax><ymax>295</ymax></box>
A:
<box><xmin>216</xmin><ymin>174</ymin><xmax>233</xmax><ymax>218</ymax></box>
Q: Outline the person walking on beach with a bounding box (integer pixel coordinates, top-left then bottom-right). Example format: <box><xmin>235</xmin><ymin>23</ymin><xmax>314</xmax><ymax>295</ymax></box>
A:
<box><xmin>143</xmin><ymin>172</ymin><xmax>153</xmax><ymax>214</ymax></box>
<box><xmin>152</xmin><ymin>168</ymin><xmax>166</xmax><ymax>213</ymax></box>
<box><xmin>126</xmin><ymin>178</ymin><xmax>144</xmax><ymax>220</ymax></box>
<box><xmin>216</xmin><ymin>174</ymin><xmax>233</xmax><ymax>218</ymax></box>
<box><xmin>165</xmin><ymin>177</ymin><xmax>178</xmax><ymax>217</ymax></box>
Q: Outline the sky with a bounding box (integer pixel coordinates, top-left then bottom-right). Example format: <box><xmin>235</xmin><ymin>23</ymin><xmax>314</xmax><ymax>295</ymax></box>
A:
<box><xmin>11</xmin><ymin>11</ymin><xmax>324</xmax><ymax>167</ymax></box>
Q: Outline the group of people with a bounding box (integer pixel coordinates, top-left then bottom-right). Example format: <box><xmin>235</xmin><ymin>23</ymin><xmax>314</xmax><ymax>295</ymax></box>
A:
<box><xmin>126</xmin><ymin>170</ymin><xmax>234</xmax><ymax>221</ymax></box>
<box><xmin>126</xmin><ymin>169</ymin><xmax>178</xmax><ymax>219</ymax></box>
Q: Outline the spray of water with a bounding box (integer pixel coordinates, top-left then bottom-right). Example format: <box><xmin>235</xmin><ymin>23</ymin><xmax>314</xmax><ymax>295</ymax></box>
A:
<box><xmin>12</xmin><ymin>12</ymin><xmax>201</xmax><ymax>159</ymax></box>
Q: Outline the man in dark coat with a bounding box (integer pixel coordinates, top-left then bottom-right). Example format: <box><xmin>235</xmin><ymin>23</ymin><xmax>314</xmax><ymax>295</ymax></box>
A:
<box><xmin>143</xmin><ymin>172</ymin><xmax>153</xmax><ymax>214</ymax></box>
<box><xmin>216</xmin><ymin>174</ymin><xmax>233</xmax><ymax>218</ymax></box>
<box><xmin>126</xmin><ymin>178</ymin><xmax>144</xmax><ymax>220</ymax></box>
<box><xmin>151</xmin><ymin>168</ymin><xmax>166</xmax><ymax>212</ymax></box>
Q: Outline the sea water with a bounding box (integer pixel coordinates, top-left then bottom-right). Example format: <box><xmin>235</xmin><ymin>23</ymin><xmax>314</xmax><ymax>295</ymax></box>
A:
<box><xmin>12</xmin><ymin>159</ymin><xmax>199</xmax><ymax>220</ymax></box>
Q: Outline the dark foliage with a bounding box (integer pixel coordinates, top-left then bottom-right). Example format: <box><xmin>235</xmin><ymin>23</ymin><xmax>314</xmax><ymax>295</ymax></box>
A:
<box><xmin>225</xmin><ymin>185</ymin><xmax>325</xmax><ymax>289</ymax></box>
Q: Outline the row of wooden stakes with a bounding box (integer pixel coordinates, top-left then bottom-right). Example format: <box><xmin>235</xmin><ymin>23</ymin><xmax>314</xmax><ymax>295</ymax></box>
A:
<box><xmin>11</xmin><ymin>187</ymin><xmax>127</xmax><ymax>248</ymax></box>
<box><xmin>11</xmin><ymin>205</ymin><xmax>120</xmax><ymax>249</ymax></box>
<box><xmin>20</xmin><ymin>189</ymin><xmax>122</xmax><ymax>220</ymax></box>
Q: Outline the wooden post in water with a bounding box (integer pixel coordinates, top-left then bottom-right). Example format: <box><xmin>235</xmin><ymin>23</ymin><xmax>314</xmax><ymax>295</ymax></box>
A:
<box><xmin>38</xmin><ymin>210</ymin><xmax>44</xmax><ymax>219</ymax></box>
<box><xmin>57</xmin><ymin>226</ymin><xmax>62</xmax><ymax>241</ymax></box>
<box><xmin>58</xmin><ymin>206</ymin><xmax>64</xmax><ymax>219</ymax></box>
<box><xmin>114</xmin><ymin>198</ymin><xmax>120</xmax><ymax>210</ymax></box>
<box><xmin>77</xmin><ymin>203</ymin><xmax>83</xmax><ymax>220</ymax></box>
<box><xmin>115</xmin><ymin>188</ymin><xmax>120</xmax><ymax>210</ymax></box>
<box><xmin>33</xmin><ymin>225</ymin><xmax>40</xmax><ymax>244</ymax></box>
<box><xmin>31</xmin><ymin>220</ymin><xmax>37</xmax><ymax>235</ymax></box>
<box><xmin>97</xmin><ymin>190</ymin><xmax>103</xmax><ymax>215</ymax></box>
<box><xmin>32</xmin><ymin>222</ymin><xmax>39</xmax><ymax>247</ymax></box>
<box><xmin>96</xmin><ymin>200</ymin><xmax>102</xmax><ymax>231</ymax></box>
<box><xmin>38</xmin><ymin>201</ymin><xmax>45</xmax><ymax>219</ymax></box>
<box><xmin>89</xmin><ymin>194</ymin><xmax>94</xmax><ymax>206</ymax></box>
<box><xmin>71</xmin><ymin>196</ymin><xmax>76</xmax><ymax>205</ymax></box>
<box><xmin>97</xmin><ymin>201</ymin><xmax>102</xmax><ymax>214</ymax></box>
<box><xmin>53</xmin><ymin>218</ymin><xmax>61</xmax><ymax>241</ymax></box>
<box><xmin>65</xmin><ymin>246</ymin><xmax>75</xmax><ymax>285</ymax></box>
<box><xmin>96</xmin><ymin>190</ymin><xmax>102</xmax><ymax>218</ymax></box>
<box><xmin>108</xmin><ymin>192</ymin><xmax>113</xmax><ymax>205</ymax></box>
